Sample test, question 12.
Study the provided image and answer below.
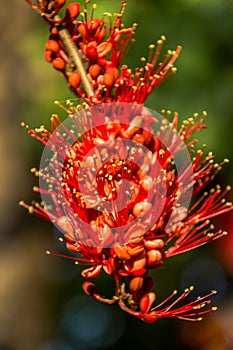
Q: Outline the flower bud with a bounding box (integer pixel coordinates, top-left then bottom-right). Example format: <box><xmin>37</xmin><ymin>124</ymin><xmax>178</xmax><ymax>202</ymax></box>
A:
<box><xmin>44</xmin><ymin>50</ymin><xmax>53</xmax><ymax>63</ymax></box>
<box><xmin>146</xmin><ymin>249</ymin><xmax>162</xmax><ymax>266</ymax></box>
<box><xmin>52</xmin><ymin>57</ymin><xmax>65</xmax><ymax>71</ymax></box>
<box><xmin>68</xmin><ymin>71</ymin><xmax>81</xmax><ymax>89</ymax></box>
<box><xmin>114</xmin><ymin>245</ymin><xmax>131</xmax><ymax>260</ymax></box>
<box><xmin>65</xmin><ymin>2</ymin><xmax>80</xmax><ymax>21</ymax></box>
<box><xmin>140</xmin><ymin>292</ymin><xmax>156</xmax><ymax>313</ymax></box>
<box><xmin>45</xmin><ymin>40</ymin><xmax>60</xmax><ymax>53</ymax></box>
<box><xmin>89</xmin><ymin>64</ymin><xmax>101</xmax><ymax>79</ymax></box>
<box><xmin>103</xmin><ymin>72</ymin><xmax>114</xmax><ymax>87</ymax></box>
<box><xmin>129</xmin><ymin>277</ymin><xmax>144</xmax><ymax>292</ymax></box>
<box><xmin>127</xmin><ymin>245</ymin><xmax>144</xmax><ymax>256</ymax></box>
<box><xmin>50</xmin><ymin>27</ymin><xmax>58</xmax><ymax>35</ymax></box>
<box><xmin>132</xmin><ymin>254</ymin><xmax>146</xmax><ymax>270</ymax></box>
<box><xmin>78</xmin><ymin>23</ymin><xmax>87</xmax><ymax>37</ymax></box>
<box><xmin>144</xmin><ymin>238</ymin><xmax>165</xmax><ymax>250</ymax></box>
<box><xmin>85</xmin><ymin>43</ymin><xmax>98</xmax><ymax>60</ymax></box>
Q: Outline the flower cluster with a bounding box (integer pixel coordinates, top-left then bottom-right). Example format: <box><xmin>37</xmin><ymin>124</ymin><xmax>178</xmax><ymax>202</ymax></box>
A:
<box><xmin>21</xmin><ymin>0</ymin><xmax>232</xmax><ymax>323</ymax></box>
<box><xmin>26</xmin><ymin>0</ymin><xmax>181</xmax><ymax>103</ymax></box>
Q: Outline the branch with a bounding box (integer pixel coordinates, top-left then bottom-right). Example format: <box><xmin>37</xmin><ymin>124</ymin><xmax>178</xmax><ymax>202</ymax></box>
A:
<box><xmin>55</xmin><ymin>16</ymin><xmax>94</xmax><ymax>99</ymax></box>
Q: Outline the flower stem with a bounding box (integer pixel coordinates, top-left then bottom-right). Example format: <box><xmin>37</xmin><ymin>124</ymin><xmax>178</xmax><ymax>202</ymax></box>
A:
<box><xmin>55</xmin><ymin>16</ymin><xmax>94</xmax><ymax>98</ymax></box>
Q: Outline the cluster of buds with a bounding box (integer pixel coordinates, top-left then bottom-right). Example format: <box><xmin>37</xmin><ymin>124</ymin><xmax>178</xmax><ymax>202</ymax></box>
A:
<box><xmin>22</xmin><ymin>0</ymin><xmax>232</xmax><ymax>323</ymax></box>
<box><xmin>26</xmin><ymin>0</ymin><xmax>180</xmax><ymax>103</ymax></box>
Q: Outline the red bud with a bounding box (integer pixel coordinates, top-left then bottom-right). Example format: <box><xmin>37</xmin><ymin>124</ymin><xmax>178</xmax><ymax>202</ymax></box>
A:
<box><xmin>86</xmin><ymin>43</ymin><xmax>98</xmax><ymax>60</ymax></box>
<box><xmin>140</xmin><ymin>292</ymin><xmax>156</xmax><ymax>313</ymax></box>
<box><xmin>78</xmin><ymin>23</ymin><xmax>87</xmax><ymax>37</ymax></box>
<box><xmin>65</xmin><ymin>2</ymin><xmax>80</xmax><ymax>21</ymax></box>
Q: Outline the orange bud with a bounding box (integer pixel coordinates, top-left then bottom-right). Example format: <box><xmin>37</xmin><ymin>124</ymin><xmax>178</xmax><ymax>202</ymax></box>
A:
<box><xmin>127</xmin><ymin>245</ymin><xmax>144</xmax><ymax>257</ymax></box>
<box><xmin>50</xmin><ymin>27</ymin><xmax>58</xmax><ymax>35</ymax></box>
<box><xmin>44</xmin><ymin>50</ymin><xmax>53</xmax><ymax>63</ymax></box>
<box><xmin>68</xmin><ymin>70</ymin><xmax>81</xmax><ymax>89</ymax></box>
<box><xmin>144</xmin><ymin>238</ymin><xmax>165</xmax><ymax>250</ymax></box>
<box><xmin>140</xmin><ymin>292</ymin><xmax>156</xmax><ymax>313</ymax></box>
<box><xmin>103</xmin><ymin>72</ymin><xmax>114</xmax><ymax>87</ymax></box>
<box><xmin>45</xmin><ymin>39</ymin><xmax>60</xmax><ymax>53</ymax></box>
<box><xmin>52</xmin><ymin>57</ymin><xmax>65</xmax><ymax>71</ymax></box>
<box><xmin>65</xmin><ymin>2</ymin><xmax>80</xmax><ymax>21</ymax></box>
<box><xmin>129</xmin><ymin>277</ymin><xmax>144</xmax><ymax>292</ymax></box>
<box><xmin>89</xmin><ymin>64</ymin><xmax>101</xmax><ymax>79</ymax></box>
<box><xmin>107</xmin><ymin>67</ymin><xmax>118</xmax><ymax>80</ymax></box>
<box><xmin>78</xmin><ymin>23</ymin><xmax>87</xmax><ymax>37</ymax></box>
<box><xmin>132</xmin><ymin>254</ymin><xmax>146</xmax><ymax>270</ymax></box>
<box><xmin>114</xmin><ymin>245</ymin><xmax>131</xmax><ymax>260</ymax></box>
<box><xmin>146</xmin><ymin>249</ymin><xmax>162</xmax><ymax>266</ymax></box>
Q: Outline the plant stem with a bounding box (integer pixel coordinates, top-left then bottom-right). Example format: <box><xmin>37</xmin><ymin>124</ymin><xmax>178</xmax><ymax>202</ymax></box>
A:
<box><xmin>55</xmin><ymin>16</ymin><xmax>94</xmax><ymax>99</ymax></box>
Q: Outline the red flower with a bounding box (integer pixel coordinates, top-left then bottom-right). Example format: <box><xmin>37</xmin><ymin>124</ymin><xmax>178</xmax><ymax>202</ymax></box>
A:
<box><xmin>20</xmin><ymin>103</ymin><xmax>232</xmax><ymax>322</ymax></box>
<box><xmin>21</xmin><ymin>0</ymin><xmax>233</xmax><ymax>323</ymax></box>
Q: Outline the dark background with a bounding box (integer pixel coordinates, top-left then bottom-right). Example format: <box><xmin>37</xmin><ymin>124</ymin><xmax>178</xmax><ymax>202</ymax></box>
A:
<box><xmin>0</xmin><ymin>0</ymin><xmax>233</xmax><ymax>349</ymax></box>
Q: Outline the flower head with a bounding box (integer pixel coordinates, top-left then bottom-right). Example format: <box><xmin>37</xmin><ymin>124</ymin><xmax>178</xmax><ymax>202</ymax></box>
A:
<box><xmin>21</xmin><ymin>0</ymin><xmax>233</xmax><ymax>323</ymax></box>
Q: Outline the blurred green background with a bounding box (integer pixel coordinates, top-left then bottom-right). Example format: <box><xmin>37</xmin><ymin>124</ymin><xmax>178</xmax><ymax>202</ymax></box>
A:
<box><xmin>0</xmin><ymin>0</ymin><xmax>233</xmax><ymax>349</ymax></box>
